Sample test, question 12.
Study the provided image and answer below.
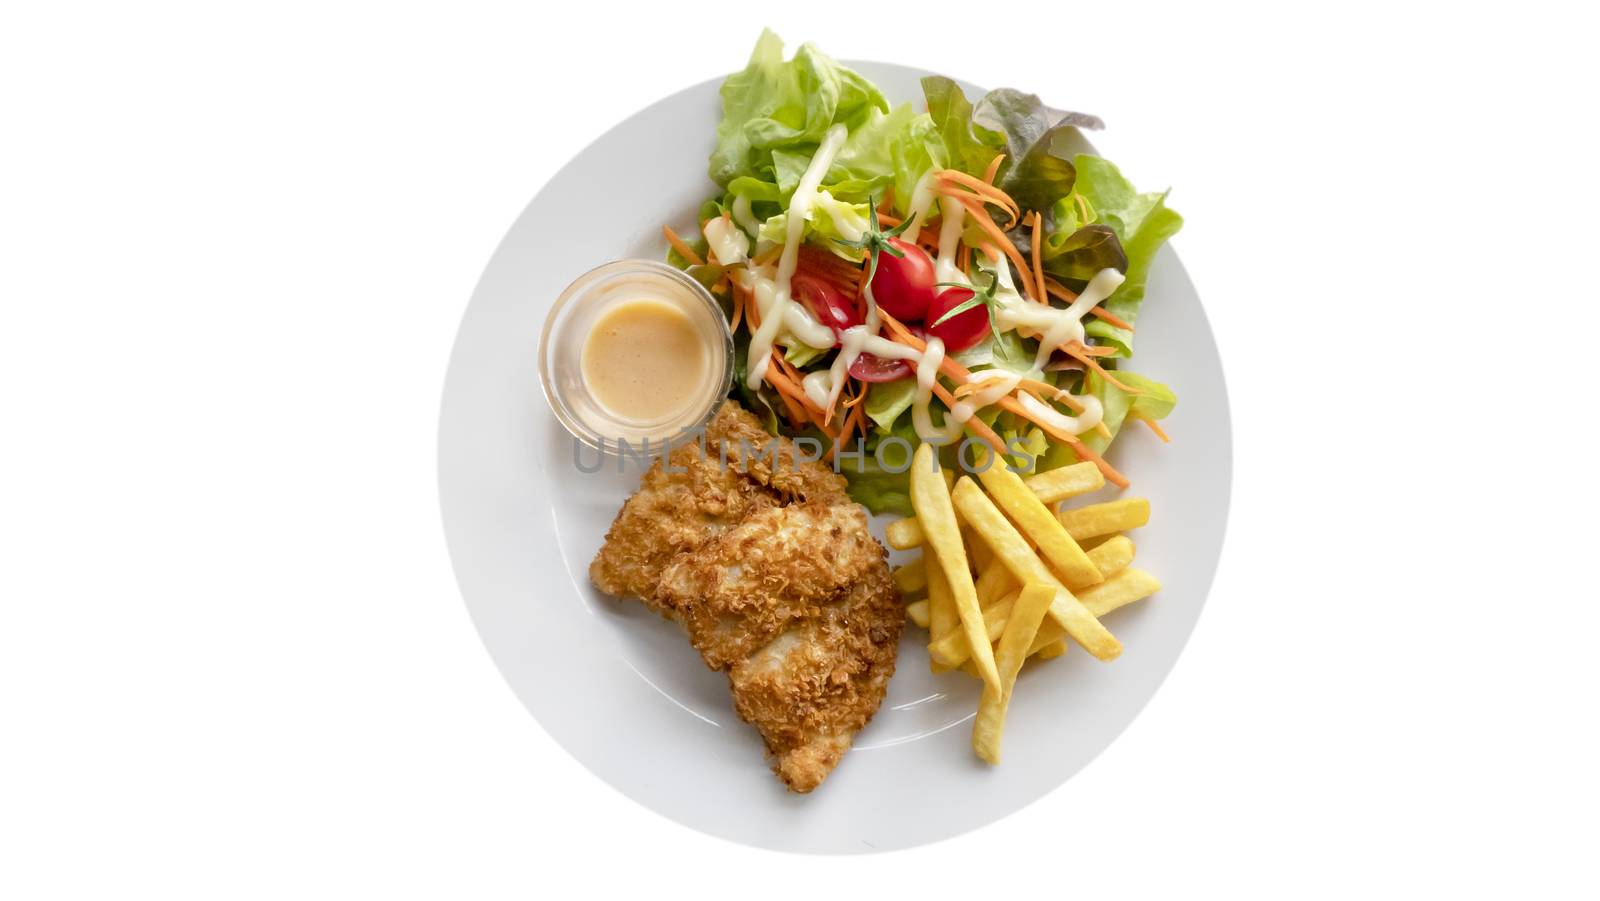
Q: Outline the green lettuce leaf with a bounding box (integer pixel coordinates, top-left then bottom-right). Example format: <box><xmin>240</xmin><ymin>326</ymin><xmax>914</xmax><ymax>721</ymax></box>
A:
<box><xmin>840</xmin><ymin>457</ymin><xmax>914</xmax><ymax>517</ymax></box>
<box><xmin>1082</xmin><ymin>369</ymin><xmax>1177</xmax><ymax>455</ymax></box>
<box><xmin>757</xmin><ymin>191</ymin><xmax>872</xmax><ymax>247</ymax></box>
<box><xmin>1072</xmin><ymin>156</ymin><xmax>1183</xmax><ymax>357</ymax></box>
<box><xmin>889</xmin><ymin>112</ymin><xmax>947</xmax><ymax>216</ymax></box>
<box><xmin>783</xmin><ymin>341</ymin><xmax>829</xmax><ymax>369</ymax></box>
<box><xmin>1040</xmin><ymin>223</ymin><xmax>1127</xmax><ymax>283</ymax></box>
<box><xmin>864</xmin><ymin>377</ymin><xmax>917</xmax><ymax>430</ymax></box>
<box><xmin>710</xmin><ymin>30</ymin><xmax>889</xmax><ymax>191</ymax></box>
<box><xmin>922</xmin><ymin>76</ymin><xmax>1004</xmax><ymax>177</ymax></box>
<box><xmin>970</xmin><ymin>88</ymin><xmax>1100</xmax><ymax>214</ymax></box>
<box><xmin>839</xmin><ymin>418</ymin><xmax>919</xmax><ymax>516</ymax></box>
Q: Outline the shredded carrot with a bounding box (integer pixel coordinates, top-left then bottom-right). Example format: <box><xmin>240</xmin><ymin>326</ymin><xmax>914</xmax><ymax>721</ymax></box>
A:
<box><xmin>1029</xmin><ymin>211</ymin><xmax>1048</xmax><ymax>305</ymax></box>
<box><xmin>1091</xmin><ymin>307</ymin><xmax>1133</xmax><ymax>329</ymax></box>
<box><xmin>1139</xmin><ymin>417</ymin><xmax>1171</xmax><ymax>443</ymax></box>
<box><xmin>957</xmin><ymin>241</ymin><xmax>970</xmax><ymax>275</ymax></box>
<box><xmin>771</xmin><ymin>348</ymin><xmax>803</xmax><ymax>382</ymax></box>
<box><xmin>830</xmin><ymin>397</ymin><xmax>870</xmax><ymax>463</ymax></box>
<box><xmin>764</xmin><ymin>366</ymin><xmax>805</xmax><ymax>427</ymax></box>
<box><xmin>1064</xmin><ymin>343</ymin><xmax>1138</xmax><ymax>393</ymax></box>
<box><xmin>876</xmin><ymin>211</ymin><xmax>905</xmax><ymax>227</ymax></box>
<box><xmin>982</xmin><ymin>153</ymin><xmax>1006</xmax><ymax>185</ymax></box>
<box><xmin>1044</xmin><ymin>277</ymin><xmax>1135</xmax><ymax>330</ymax></box>
<box><xmin>729</xmin><ymin>283</ymin><xmax>745</xmax><ymax>333</ymax></box>
<box><xmin>1014</xmin><ymin>377</ymin><xmax>1086</xmax><ymax>414</ymax></box>
<box><xmin>1074</xmin><ymin>342</ymin><xmax>1118</xmax><ymax>357</ymax></box>
<box><xmin>935</xmin><ymin>169</ymin><xmax>1020</xmax><ymax>228</ymax></box>
<box><xmin>744</xmin><ymin>285</ymin><xmax>762</xmax><ymax>329</ymax></box>
<box><xmin>844</xmin><ymin>382</ymin><xmax>869</xmax><ymax>409</ymax></box>
<box><xmin>753</xmin><ymin>244</ymin><xmax>781</xmax><ymax>267</ymax></box>
<box><xmin>765</xmin><ymin>365</ymin><xmax>831</xmax><ymax>432</ymax></box>
<box><xmin>948</xmin><ymin>194</ymin><xmax>1033</xmax><ymax>298</ymax></box>
<box><xmin>879</xmin><ymin>186</ymin><xmax>895</xmax><ymax>215</ymax></box>
<box><xmin>662</xmin><ymin>225</ymin><xmax>703</xmax><ymax>266</ymax></box>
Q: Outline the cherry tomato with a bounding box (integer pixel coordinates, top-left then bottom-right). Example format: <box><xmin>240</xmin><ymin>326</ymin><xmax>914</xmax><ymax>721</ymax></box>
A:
<box><xmin>792</xmin><ymin>273</ymin><xmax>859</xmax><ymax>341</ymax></box>
<box><xmin>848</xmin><ymin>352</ymin><xmax>913</xmax><ymax>382</ymax></box>
<box><xmin>868</xmin><ymin>237</ymin><xmax>938</xmax><ymax>322</ymax></box>
<box><xmin>924</xmin><ymin>286</ymin><xmax>989</xmax><ymax>352</ymax></box>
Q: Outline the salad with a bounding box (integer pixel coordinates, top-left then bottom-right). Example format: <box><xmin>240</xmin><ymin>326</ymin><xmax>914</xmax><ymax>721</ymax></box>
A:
<box><xmin>665</xmin><ymin>31</ymin><xmax>1182</xmax><ymax>516</ymax></box>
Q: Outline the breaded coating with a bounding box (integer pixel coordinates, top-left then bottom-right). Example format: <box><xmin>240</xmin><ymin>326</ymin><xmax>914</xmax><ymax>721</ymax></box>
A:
<box><xmin>589</xmin><ymin>401</ymin><xmax>850</xmax><ymax>615</ymax></box>
<box><xmin>657</xmin><ymin>502</ymin><xmax>887</xmax><ymax>670</ymax></box>
<box><xmin>727</xmin><ymin>565</ymin><xmax>901</xmax><ymax>793</ymax></box>
<box><xmin>587</xmin><ymin>401</ymin><xmax>901</xmax><ymax>792</ymax></box>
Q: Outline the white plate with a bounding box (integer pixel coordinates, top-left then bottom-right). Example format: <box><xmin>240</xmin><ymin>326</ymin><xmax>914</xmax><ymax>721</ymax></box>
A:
<box><xmin>439</xmin><ymin>60</ymin><xmax>1231</xmax><ymax>854</ymax></box>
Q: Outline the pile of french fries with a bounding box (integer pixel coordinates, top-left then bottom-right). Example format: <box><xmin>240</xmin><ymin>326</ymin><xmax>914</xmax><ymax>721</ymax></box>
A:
<box><xmin>891</xmin><ymin>444</ymin><xmax>1162</xmax><ymax>764</ymax></box>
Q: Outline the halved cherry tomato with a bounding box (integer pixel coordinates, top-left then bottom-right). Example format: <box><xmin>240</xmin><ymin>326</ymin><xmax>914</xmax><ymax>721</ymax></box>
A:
<box><xmin>868</xmin><ymin>237</ymin><xmax>938</xmax><ymax>322</ymax></box>
<box><xmin>792</xmin><ymin>273</ymin><xmax>859</xmax><ymax>341</ymax></box>
<box><xmin>848</xmin><ymin>351</ymin><xmax>913</xmax><ymax>382</ymax></box>
<box><xmin>925</xmin><ymin>285</ymin><xmax>989</xmax><ymax>352</ymax></box>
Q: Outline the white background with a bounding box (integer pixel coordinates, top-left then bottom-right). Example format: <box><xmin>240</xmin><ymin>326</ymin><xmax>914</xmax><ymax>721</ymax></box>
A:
<box><xmin>3</xmin><ymin>1</ymin><xmax>1596</xmax><ymax>897</ymax></box>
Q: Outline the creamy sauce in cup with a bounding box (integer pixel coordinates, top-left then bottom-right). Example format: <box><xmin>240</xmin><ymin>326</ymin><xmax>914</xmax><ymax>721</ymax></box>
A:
<box><xmin>580</xmin><ymin>299</ymin><xmax>709</xmax><ymax>423</ymax></box>
<box><xmin>539</xmin><ymin>259</ymin><xmax>733</xmax><ymax>451</ymax></box>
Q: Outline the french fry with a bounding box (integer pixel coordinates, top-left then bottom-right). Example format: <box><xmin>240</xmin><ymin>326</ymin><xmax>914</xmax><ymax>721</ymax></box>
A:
<box><xmin>975</xmin><ymin>558</ymin><xmax>1018</xmax><ymax>608</ymax></box>
<box><xmin>906</xmin><ymin>598</ymin><xmax>931</xmax><ymax>629</ymax></box>
<box><xmin>893</xmin><ymin>557</ymin><xmax>928</xmax><ymax>595</ymax></box>
<box><xmin>925</xmin><ymin>553</ymin><xmax>958</xmax><ymax>641</ymax></box>
<box><xmin>976</xmin><ymin>453</ymin><xmax>1103</xmax><ymax>589</ymax></box>
<box><xmin>877</xmin><ymin>464</ymin><xmax>1104</xmax><ymax>551</ymax></box>
<box><xmin>929</xmin><ymin>589</ymin><xmax>1016</xmax><ymax>666</ymax></box>
<box><xmin>1026</xmin><ymin>568</ymin><xmax>1161</xmax><ymax>655</ymax></box>
<box><xmin>911</xmin><ymin>447</ymin><xmax>1001</xmax><ymax>692</ymax></box>
<box><xmin>952</xmin><ymin>477</ymin><xmax>1122</xmax><ymax>661</ymax></box>
<box><xmin>1025</xmin><ymin>461</ymin><xmax>1105</xmax><ymax>505</ymax></box>
<box><xmin>1086</xmin><ymin>535</ymin><xmax>1135</xmax><ymax>576</ymax></box>
<box><xmin>973</xmin><ymin>582</ymin><xmax>1057</xmax><ymax>763</ymax></box>
<box><xmin>886</xmin><ymin>518</ymin><xmax>925</xmax><ymax>550</ymax></box>
<box><xmin>929</xmin><ymin>535</ymin><xmax>1133</xmax><ymax>667</ymax></box>
<box><xmin>965</xmin><ymin>525</ymin><xmax>994</xmax><ymax>571</ymax></box>
<box><xmin>1058</xmin><ymin>497</ymin><xmax>1150</xmax><ymax>542</ymax></box>
<box><xmin>1035</xmin><ymin>639</ymin><xmax>1069</xmax><ymax>660</ymax></box>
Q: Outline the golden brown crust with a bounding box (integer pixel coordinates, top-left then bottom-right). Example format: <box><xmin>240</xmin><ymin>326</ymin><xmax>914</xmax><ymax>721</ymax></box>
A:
<box><xmin>726</xmin><ymin>564</ymin><xmax>902</xmax><ymax>793</ymax></box>
<box><xmin>657</xmin><ymin>502</ymin><xmax>886</xmax><ymax>669</ymax></box>
<box><xmin>588</xmin><ymin>402</ymin><xmax>847</xmax><ymax>614</ymax></box>
<box><xmin>587</xmin><ymin>401</ymin><xmax>901</xmax><ymax>792</ymax></box>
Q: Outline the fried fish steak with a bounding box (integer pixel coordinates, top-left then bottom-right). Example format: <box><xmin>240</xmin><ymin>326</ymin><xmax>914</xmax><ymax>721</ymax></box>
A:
<box><xmin>656</xmin><ymin>502</ymin><xmax>903</xmax><ymax>792</ymax></box>
<box><xmin>589</xmin><ymin>401</ymin><xmax>900</xmax><ymax>792</ymax></box>
<box><xmin>587</xmin><ymin>402</ymin><xmax>846</xmax><ymax>616</ymax></box>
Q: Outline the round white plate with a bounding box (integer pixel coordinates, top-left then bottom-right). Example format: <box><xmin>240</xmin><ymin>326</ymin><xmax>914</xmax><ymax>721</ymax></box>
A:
<box><xmin>439</xmin><ymin>60</ymin><xmax>1231</xmax><ymax>854</ymax></box>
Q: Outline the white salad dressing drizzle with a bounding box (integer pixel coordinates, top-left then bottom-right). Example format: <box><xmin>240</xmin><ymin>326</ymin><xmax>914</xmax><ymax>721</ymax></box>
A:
<box><xmin>703</xmin><ymin>215</ymin><xmax>748</xmax><ymax>267</ymax></box>
<box><xmin>736</xmin><ymin>266</ymin><xmax>835</xmax><ymax>354</ymax></box>
<box><xmin>934</xmin><ymin>197</ymin><xmax>968</xmax><ymax>286</ymax></box>
<box><xmin>801</xmin><ymin>370</ymin><xmax>833</xmax><ymax>410</ymax></box>
<box><xmin>812</xmin><ymin>325</ymin><xmax>919</xmax><ymax>415</ymax></box>
<box><xmin>976</xmin><ymin>253</ymin><xmax>1125</xmax><ymax>371</ymax></box>
<box><xmin>730</xmin><ymin>194</ymin><xmax>760</xmax><ymax>237</ymax></box>
<box><xmin>911</xmin><ymin>337</ymin><xmax>962</xmax><ymax>443</ymax></box>
<box><xmin>903</xmin><ymin>170</ymin><xmax>938</xmax><ymax>235</ymax></box>
<box><xmin>745</xmin><ymin>123</ymin><xmax>850</xmax><ymax>390</ymax></box>
<box><xmin>1018</xmin><ymin>390</ymin><xmax>1104</xmax><ymax>436</ymax></box>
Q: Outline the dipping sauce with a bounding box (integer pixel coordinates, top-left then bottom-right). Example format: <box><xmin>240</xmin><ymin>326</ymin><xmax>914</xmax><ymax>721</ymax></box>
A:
<box><xmin>580</xmin><ymin>298</ymin><xmax>710</xmax><ymax>423</ymax></box>
<box><xmin>540</xmin><ymin>259</ymin><xmax>732</xmax><ymax>451</ymax></box>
